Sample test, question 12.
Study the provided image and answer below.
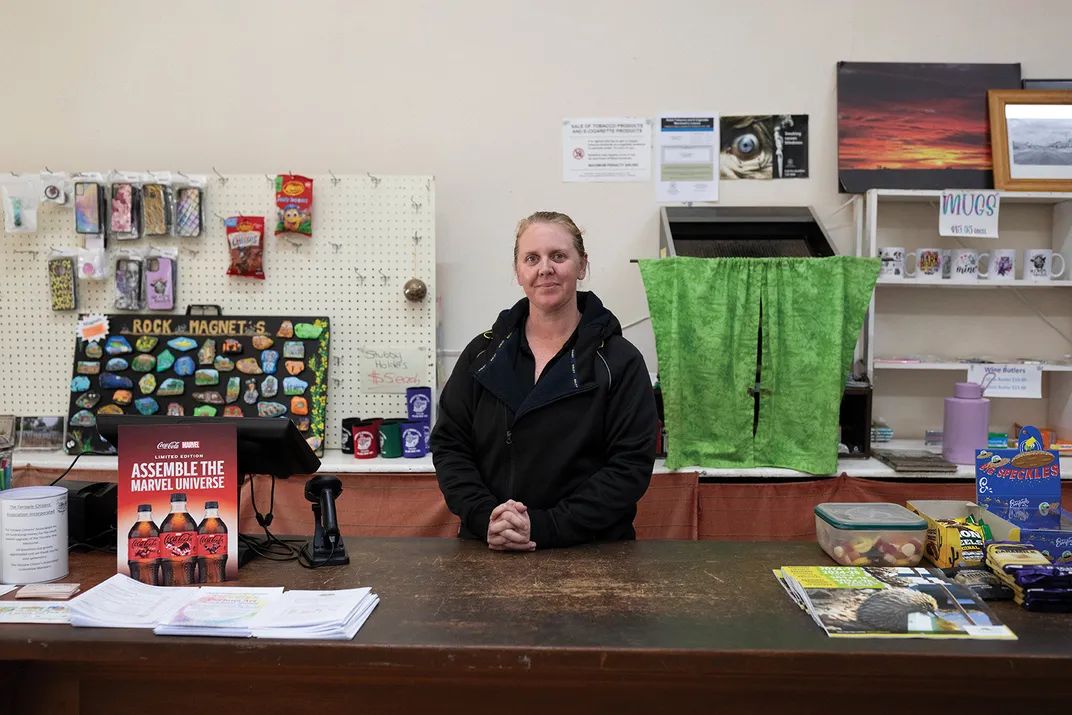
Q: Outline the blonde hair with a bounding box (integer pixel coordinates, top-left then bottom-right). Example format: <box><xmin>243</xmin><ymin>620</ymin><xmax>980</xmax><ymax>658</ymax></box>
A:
<box><xmin>514</xmin><ymin>211</ymin><xmax>586</xmax><ymax>265</ymax></box>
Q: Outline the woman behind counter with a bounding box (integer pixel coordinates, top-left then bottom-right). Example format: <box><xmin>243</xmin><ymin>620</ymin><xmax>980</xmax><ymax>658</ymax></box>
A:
<box><xmin>431</xmin><ymin>211</ymin><xmax>657</xmax><ymax>551</ymax></box>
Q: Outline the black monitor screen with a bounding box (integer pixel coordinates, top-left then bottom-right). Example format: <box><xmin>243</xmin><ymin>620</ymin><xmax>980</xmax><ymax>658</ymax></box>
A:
<box><xmin>95</xmin><ymin>415</ymin><xmax>320</xmax><ymax>479</ymax></box>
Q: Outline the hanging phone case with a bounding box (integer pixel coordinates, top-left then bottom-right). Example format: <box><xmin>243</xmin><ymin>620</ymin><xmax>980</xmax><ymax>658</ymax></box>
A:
<box><xmin>142</xmin><ymin>184</ymin><xmax>168</xmax><ymax>236</ymax></box>
<box><xmin>110</xmin><ymin>183</ymin><xmax>140</xmax><ymax>239</ymax></box>
<box><xmin>74</xmin><ymin>182</ymin><xmax>103</xmax><ymax>234</ymax></box>
<box><xmin>114</xmin><ymin>258</ymin><xmax>144</xmax><ymax>310</ymax></box>
<box><xmin>145</xmin><ymin>257</ymin><xmax>175</xmax><ymax>310</ymax></box>
<box><xmin>174</xmin><ymin>187</ymin><xmax>202</xmax><ymax>237</ymax></box>
<box><xmin>48</xmin><ymin>256</ymin><xmax>77</xmax><ymax>311</ymax></box>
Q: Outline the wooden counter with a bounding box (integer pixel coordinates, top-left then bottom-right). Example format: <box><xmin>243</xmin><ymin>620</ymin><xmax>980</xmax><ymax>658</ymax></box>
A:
<box><xmin>1</xmin><ymin>539</ymin><xmax>1070</xmax><ymax>714</ymax></box>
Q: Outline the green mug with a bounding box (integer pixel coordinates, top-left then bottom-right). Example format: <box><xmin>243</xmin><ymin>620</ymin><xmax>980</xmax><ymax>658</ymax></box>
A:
<box><xmin>378</xmin><ymin>419</ymin><xmax>404</xmax><ymax>458</ymax></box>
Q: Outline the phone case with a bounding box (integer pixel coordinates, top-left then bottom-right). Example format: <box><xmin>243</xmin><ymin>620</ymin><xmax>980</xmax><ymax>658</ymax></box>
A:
<box><xmin>114</xmin><ymin>258</ymin><xmax>144</xmax><ymax>310</ymax></box>
<box><xmin>174</xmin><ymin>187</ymin><xmax>202</xmax><ymax>237</ymax></box>
<box><xmin>75</xmin><ymin>182</ymin><xmax>103</xmax><ymax>234</ymax></box>
<box><xmin>48</xmin><ymin>257</ymin><xmax>77</xmax><ymax>311</ymax></box>
<box><xmin>145</xmin><ymin>257</ymin><xmax>175</xmax><ymax>310</ymax></box>
<box><xmin>110</xmin><ymin>183</ymin><xmax>140</xmax><ymax>239</ymax></box>
<box><xmin>141</xmin><ymin>184</ymin><xmax>168</xmax><ymax>236</ymax></box>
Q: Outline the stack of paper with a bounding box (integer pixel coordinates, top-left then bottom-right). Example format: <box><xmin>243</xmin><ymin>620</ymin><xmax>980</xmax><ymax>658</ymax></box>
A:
<box><xmin>248</xmin><ymin>588</ymin><xmax>380</xmax><ymax>640</ymax></box>
<box><xmin>153</xmin><ymin>587</ymin><xmax>285</xmax><ymax>637</ymax></box>
<box><xmin>68</xmin><ymin>574</ymin><xmax>191</xmax><ymax>629</ymax></box>
<box><xmin>66</xmin><ymin>574</ymin><xmax>379</xmax><ymax>640</ymax></box>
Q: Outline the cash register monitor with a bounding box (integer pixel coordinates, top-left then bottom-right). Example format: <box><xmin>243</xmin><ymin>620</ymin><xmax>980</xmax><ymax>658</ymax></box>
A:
<box><xmin>95</xmin><ymin>415</ymin><xmax>321</xmax><ymax>479</ymax></box>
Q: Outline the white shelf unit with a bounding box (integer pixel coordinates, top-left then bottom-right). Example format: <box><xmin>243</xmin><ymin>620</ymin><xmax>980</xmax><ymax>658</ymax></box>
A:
<box><xmin>874</xmin><ymin>362</ymin><xmax>1072</xmax><ymax>372</ymax></box>
<box><xmin>876</xmin><ymin>277</ymin><xmax>1072</xmax><ymax>289</ymax></box>
<box><xmin>859</xmin><ymin>188</ymin><xmax>1072</xmax><ymax>441</ymax></box>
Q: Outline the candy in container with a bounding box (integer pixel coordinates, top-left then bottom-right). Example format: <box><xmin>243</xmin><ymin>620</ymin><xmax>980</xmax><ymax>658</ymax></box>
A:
<box><xmin>815</xmin><ymin>502</ymin><xmax>928</xmax><ymax>567</ymax></box>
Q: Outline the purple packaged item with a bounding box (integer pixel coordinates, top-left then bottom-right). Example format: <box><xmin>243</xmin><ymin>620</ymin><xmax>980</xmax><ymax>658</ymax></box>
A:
<box><xmin>943</xmin><ymin>380</ymin><xmax>990</xmax><ymax>465</ymax></box>
<box><xmin>1010</xmin><ymin>564</ymin><xmax>1072</xmax><ymax>589</ymax></box>
<box><xmin>145</xmin><ymin>256</ymin><xmax>175</xmax><ymax>311</ymax></box>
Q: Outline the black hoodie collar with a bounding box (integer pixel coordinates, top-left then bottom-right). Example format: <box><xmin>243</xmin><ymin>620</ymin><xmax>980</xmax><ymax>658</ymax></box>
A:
<box><xmin>472</xmin><ymin>292</ymin><xmax>620</xmax><ymax>418</ymax></box>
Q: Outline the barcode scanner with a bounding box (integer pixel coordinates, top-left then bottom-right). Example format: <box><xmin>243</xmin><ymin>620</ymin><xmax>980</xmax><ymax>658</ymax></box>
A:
<box><xmin>304</xmin><ymin>475</ymin><xmax>350</xmax><ymax>566</ymax></box>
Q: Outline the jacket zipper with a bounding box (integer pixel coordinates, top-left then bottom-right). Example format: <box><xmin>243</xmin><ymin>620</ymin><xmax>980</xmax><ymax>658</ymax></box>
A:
<box><xmin>504</xmin><ymin>403</ymin><xmax>516</xmax><ymax>498</ymax></box>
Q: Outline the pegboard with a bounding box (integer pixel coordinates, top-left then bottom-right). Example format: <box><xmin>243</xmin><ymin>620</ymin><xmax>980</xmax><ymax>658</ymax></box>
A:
<box><xmin>0</xmin><ymin>174</ymin><xmax>435</xmax><ymax>450</ymax></box>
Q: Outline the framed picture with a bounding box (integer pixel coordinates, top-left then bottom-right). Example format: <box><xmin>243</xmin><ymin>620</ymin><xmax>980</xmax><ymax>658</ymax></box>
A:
<box><xmin>0</xmin><ymin>415</ymin><xmax>15</xmax><ymax>450</ymax></box>
<box><xmin>989</xmin><ymin>89</ymin><xmax>1072</xmax><ymax>191</ymax></box>
<box><xmin>15</xmin><ymin>416</ymin><xmax>65</xmax><ymax>451</ymax></box>
<box><xmin>1022</xmin><ymin>79</ymin><xmax>1072</xmax><ymax>91</ymax></box>
<box><xmin>837</xmin><ymin>62</ymin><xmax>1021</xmax><ymax>193</ymax></box>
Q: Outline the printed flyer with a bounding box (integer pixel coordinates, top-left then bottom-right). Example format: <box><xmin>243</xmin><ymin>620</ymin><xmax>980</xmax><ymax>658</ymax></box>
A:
<box><xmin>117</xmin><ymin>424</ymin><xmax>238</xmax><ymax>585</ymax></box>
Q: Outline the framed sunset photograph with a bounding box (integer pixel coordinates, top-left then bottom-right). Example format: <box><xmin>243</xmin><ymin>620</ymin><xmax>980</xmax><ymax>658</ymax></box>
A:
<box><xmin>837</xmin><ymin>62</ymin><xmax>1021</xmax><ymax>193</ymax></box>
<box><xmin>989</xmin><ymin>89</ymin><xmax>1072</xmax><ymax>191</ymax></box>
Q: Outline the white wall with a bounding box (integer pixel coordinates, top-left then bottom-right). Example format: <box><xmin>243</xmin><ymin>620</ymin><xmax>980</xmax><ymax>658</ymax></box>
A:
<box><xmin>3</xmin><ymin>0</ymin><xmax>1071</xmax><ymax>438</ymax></box>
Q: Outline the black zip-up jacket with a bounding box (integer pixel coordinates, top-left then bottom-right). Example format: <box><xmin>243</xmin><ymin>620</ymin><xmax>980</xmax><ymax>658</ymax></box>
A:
<box><xmin>431</xmin><ymin>291</ymin><xmax>657</xmax><ymax>548</ymax></box>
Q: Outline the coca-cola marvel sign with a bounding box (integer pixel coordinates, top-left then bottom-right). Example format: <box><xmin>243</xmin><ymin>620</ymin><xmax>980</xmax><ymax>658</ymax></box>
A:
<box><xmin>118</xmin><ymin>423</ymin><xmax>238</xmax><ymax>584</ymax></box>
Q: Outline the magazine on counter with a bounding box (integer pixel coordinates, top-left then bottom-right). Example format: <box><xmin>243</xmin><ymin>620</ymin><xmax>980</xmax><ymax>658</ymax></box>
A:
<box><xmin>776</xmin><ymin>566</ymin><xmax>1016</xmax><ymax>639</ymax></box>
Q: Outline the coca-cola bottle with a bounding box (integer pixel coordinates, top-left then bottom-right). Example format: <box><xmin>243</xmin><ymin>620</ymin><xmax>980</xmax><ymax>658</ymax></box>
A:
<box><xmin>196</xmin><ymin>501</ymin><xmax>228</xmax><ymax>583</ymax></box>
<box><xmin>159</xmin><ymin>493</ymin><xmax>198</xmax><ymax>586</ymax></box>
<box><xmin>127</xmin><ymin>504</ymin><xmax>160</xmax><ymax>585</ymax></box>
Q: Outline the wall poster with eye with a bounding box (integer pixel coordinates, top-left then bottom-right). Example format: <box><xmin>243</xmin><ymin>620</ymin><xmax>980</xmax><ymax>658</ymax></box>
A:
<box><xmin>719</xmin><ymin>115</ymin><xmax>809</xmax><ymax>180</ymax></box>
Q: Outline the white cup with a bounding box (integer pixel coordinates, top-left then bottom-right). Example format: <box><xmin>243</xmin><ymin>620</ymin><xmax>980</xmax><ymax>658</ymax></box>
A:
<box><xmin>950</xmin><ymin>249</ymin><xmax>990</xmax><ymax>282</ymax></box>
<box><xmin>989</xmin><ymin>249</ymin><xmax>1017</xmax><ymax>282</ymax></box>
<box><xmin>906</xmin><ymin>248</ymin><xmax>943</xmax><ymax>281</ymax></box>
<box><xmin>878</xmin><ymin>247</ymin><xmax>906</xmax><ymax>279</ymax></box>
<box><xmin>1024</xmin><ymin>249</ymin><xmax>1067</xmax><ymax>282</ymax></box>
<box><xmin>941</xmin><ymin>249</ymin><xmax>953</xmax><ymax>279</ymax></box>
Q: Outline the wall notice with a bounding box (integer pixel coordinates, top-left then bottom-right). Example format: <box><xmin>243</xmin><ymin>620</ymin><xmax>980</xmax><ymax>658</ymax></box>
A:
<box><xmin>656</xmin><ymin>113</ymin><xmax>719</xmax><ymax>203</ymax></box>
<box><xmin>968</xmin><ymin>363</ymin><xmax>1041</xmax><ymax>399</ymax></box>
<box><xmin>361</xmin><ymin>346</ymin><xmax>429</xmax><ymax>394</ymax></box>
<box><xmin>562</xmin><ymin>117</ymin><xmax>652</xmax><ymax>182</ymax></box>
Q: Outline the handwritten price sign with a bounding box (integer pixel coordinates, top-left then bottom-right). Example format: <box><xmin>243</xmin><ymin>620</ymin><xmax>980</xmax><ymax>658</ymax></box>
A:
<box><xmin>360</xmin><ymin>346</ymin><xmax>429</xmax><ymax>394</ymax></box>
<box><xmin>939</xmin><ymin>190</ymin><xmax>1000</xmax><ymax>238</ymax></box>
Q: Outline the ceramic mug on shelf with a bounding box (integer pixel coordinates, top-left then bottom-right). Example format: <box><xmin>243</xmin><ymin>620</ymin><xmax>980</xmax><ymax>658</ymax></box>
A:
<box><xmin>950</xmin><ymin>249</ymin><xmax>989</xmax><ymax>282</ymax></box>
<box><xmin>989</xmin><ymin>249</ymin><xmax>1017</xmax><ymax>282</ymax></box>
<box><xmin>1024</xmin><ymin>249</ymin><xmax>1067</xmax><ymax>282</ymax></box>
<box><xmin>878</xmin><ymin>247</ymin><xmax>906</xmax><ymax>279</ymax></box>
<box><xmin>907</xmin><ymin>248</ymin><xmax>943</xmax><ymax>281</ymax></box>
<box><xmin>941</xmin><ymin>249</ymin><xmax>953</xmax><ymax>279</ymax></box>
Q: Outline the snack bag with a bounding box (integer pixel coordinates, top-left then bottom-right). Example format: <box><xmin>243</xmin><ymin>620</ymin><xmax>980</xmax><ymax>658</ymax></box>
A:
<box><xmin>226</xmin><ymin>216</ymin><xmax>265</xmax><ymax>279</ymax></box>
<box><xmin>274</xmin><ymin>174</ymin><xmax>312</xmax><ymax>237</ymax></box>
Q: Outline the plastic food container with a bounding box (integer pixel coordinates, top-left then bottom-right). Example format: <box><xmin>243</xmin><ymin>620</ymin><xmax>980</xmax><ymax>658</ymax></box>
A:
<box><xmin>814</xmin><ymin>502</ymin><xmax>927</xmax><ymax>567</ymax></box>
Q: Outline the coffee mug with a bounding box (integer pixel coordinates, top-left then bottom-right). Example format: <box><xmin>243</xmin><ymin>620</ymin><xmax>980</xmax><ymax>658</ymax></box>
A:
<box><xmin>989</xmin><ymin>249</ymin><xmax>1017</xmax><ymax>282</ymax></box>
<box><xmin>1025</xmin><ymin>249</ymin><xmax>1067</xmax><ymax>282</ymax></box>
<box><xmin>907</xmin><ymin>248</ymin><xmax>943</xmax><ymax>281</ymax></box>
<box><xmin>878</xmin><ymin>247</ymin><xmax>906</xmax><ymax>279</ymax></box>
<box><xmin>941</xmin><ymin>249</ymin><xmax>953</xmax><ymax>279</ymax></box>
<box><xmin>950</xmin><ymin>249</ymin><xmax>989</xmax><ymax>282</ymax></box>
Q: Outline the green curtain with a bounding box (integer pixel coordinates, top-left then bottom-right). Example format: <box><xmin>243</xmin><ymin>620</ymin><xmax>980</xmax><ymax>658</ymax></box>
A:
<box><xmin>639</xmin><ymin>256</ymin><xmax>879</xmax><ymax>474</ymax></box>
